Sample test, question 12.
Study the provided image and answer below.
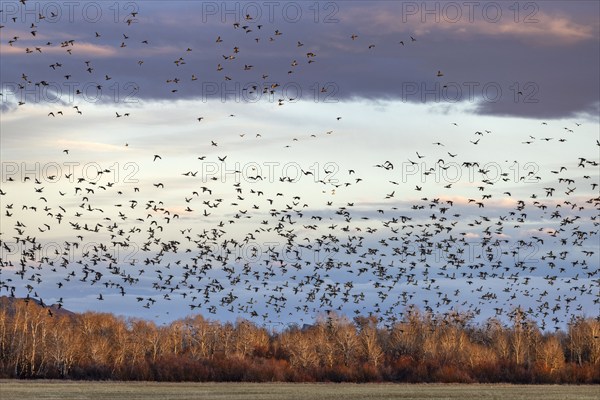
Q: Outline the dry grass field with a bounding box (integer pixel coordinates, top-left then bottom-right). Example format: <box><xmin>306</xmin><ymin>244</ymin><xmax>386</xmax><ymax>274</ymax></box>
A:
<box><xmin>1</xmin><ymin>381</ymin><xmax>599</xmax><ymax>400</ymax></box>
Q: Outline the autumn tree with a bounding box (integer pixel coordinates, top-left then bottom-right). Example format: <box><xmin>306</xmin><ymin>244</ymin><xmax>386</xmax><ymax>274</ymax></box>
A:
<box><xmin>0</xmin><ymin>297</ymin><xmax>598</xmax><ymax>383</ymax></box>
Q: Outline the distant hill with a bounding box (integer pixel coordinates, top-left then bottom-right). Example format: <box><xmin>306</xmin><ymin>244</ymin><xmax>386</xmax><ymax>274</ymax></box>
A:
<box><xmin>0</xmin><ymin>295</ymin><xmax>75</xmax><ymax>318</ymax></box>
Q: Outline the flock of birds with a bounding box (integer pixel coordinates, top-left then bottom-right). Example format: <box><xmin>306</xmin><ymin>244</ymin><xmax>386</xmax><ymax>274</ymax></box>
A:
<box><xmin>0</xmin><ymin>1</ymin><xmax>599</xmax><ymax>330</ymax></box>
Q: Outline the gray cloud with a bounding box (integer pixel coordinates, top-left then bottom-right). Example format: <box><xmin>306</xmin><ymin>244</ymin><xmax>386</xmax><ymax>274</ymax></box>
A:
<box><xmin>1</xmin><ymin>1</ymin><xmax>598</xmax><ymax>119</ymax></box>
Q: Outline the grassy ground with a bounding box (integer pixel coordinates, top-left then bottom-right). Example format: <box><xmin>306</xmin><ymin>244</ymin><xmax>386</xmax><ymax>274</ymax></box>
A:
<box><xmin>1</xmin><ymin>381</ymin><xmax>598</xmax><ymax>400</ymax></box>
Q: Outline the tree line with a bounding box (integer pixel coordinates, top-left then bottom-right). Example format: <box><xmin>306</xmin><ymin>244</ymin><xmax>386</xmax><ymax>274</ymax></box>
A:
<box><xmin>0</xmin><ymin>297</ymin><xmax>598</xmax><ymax>383</ymax></box>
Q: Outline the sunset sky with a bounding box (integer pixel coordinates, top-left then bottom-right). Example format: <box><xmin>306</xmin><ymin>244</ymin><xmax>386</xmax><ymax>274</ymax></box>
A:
<box><xmin>0</xmin><ymin>1</ymin><xmax>598</xmax><ymax>329</ymax></box>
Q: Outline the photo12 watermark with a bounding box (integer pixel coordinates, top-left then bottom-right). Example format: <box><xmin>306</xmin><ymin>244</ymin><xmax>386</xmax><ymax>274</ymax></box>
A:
<box><xmin>2</xmin><ymin>81</ymin><xmax>140</xmax><ymax>106</ymax></box>
<box><xmin>198</xmin><ymin>161</ymin><xmax>340</xmax><ymax>184</ymax></box>
<box><xmin>198</xmin><ymin>1</ymin><xmax>340</xmax><ymax>24</ymax></box>
<box><xmin>0</xmin><ymin>1</ymin><xmax>141</xmax><ymax>24</ymax></box>
<box><xmin>400</xmin><ymin>161</ymin><xmax>541</xmax><ymax>184</ymax></box>
<box><xmin>1</xmin><ymin>161</ymin><xmax>140</xmax><ymax>184</ymax></box>
<box><xmin>0</xmin><ymin>240</ymin><xmax>140</xmax><ymax>267</ymax></box>
<box><xmin>401</xmin><ymin>81</ymin><xmax>539</xmax><ymax>104</ymax></box>
<box><xmin>400</xmin><ymin>1</ymin><xmax>540</xmax><ymax>24</ymax></box>
<box><xmin>198</xmin><ymin>81</ymin><xmax>339</xmax><ymax>104</ymax></box>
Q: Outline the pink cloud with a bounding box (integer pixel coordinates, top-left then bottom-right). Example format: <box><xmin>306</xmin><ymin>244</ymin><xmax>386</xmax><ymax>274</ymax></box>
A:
<box><xmin>342</xmin><ymin>7</ymin><xmax>595</xmax><ymax>45</ymax></box>
<box><xmin>1</xmin><ymin>42</ymin><xmax>118</xmax><ymax>57</ymax></box>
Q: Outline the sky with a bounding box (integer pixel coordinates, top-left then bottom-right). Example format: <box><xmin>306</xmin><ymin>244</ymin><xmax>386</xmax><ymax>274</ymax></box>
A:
<box><xmin>0</xmin><ymin>1</ymin><xmax>598</xmax><ymax>330</ymax></box>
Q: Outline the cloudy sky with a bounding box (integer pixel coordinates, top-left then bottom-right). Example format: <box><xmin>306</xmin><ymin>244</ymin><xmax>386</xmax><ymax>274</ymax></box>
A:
<box><xmin>0</xmin><ymin>1</ymin><xmax>598</xmax><ymax>329</ymax></box>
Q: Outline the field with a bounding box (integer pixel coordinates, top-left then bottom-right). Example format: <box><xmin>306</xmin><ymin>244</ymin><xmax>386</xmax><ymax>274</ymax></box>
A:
<box><xmin>1</xmin><ymin>381</ymin><xmax>598</xmax><ymax>400</ymax></box>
